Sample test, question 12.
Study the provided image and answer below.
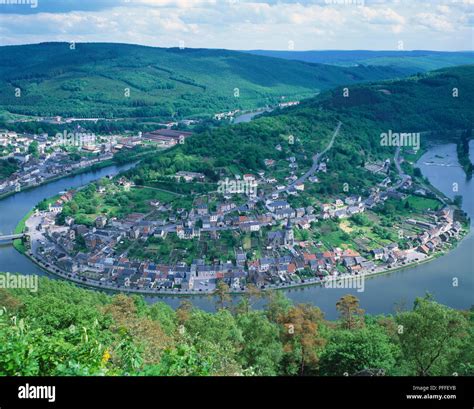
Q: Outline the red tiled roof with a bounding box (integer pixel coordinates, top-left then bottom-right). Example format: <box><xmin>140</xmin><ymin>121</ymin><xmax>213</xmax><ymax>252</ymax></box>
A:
<box><xmin>303</xmin><ymin>253</ymin><xmax>316</xmax><ymax>261</ymax></box>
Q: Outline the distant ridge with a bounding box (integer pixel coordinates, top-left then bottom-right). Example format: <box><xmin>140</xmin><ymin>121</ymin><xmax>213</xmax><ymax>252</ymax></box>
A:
<box><xmin>247</xmin><ymin>50</ymin><xmax>474</xmax><ymax>71</ymax></box>
<box><xmin>0</xmin><ymin>42</ymin><xmax>414</xmax><ymax>119</ymax></box>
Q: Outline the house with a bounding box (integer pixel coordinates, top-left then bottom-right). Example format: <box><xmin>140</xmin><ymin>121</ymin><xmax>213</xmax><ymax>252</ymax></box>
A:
<box><xmin>201</xmin><ymin>216</ymin><xmax>211</xmax><ymax>229</ymax></box>
<box><xmin>49</xmin><ymin>203</ymin><xmax>63</xmax><ymax>214</ymax></box>
<box><xmin>196</xmin><ymin>204</ymin><xmax>208</xmax><ymax>216</ymax></box>
<box><xmin>176</xmin><ymin>226</ymin><xmax>199</xmax><ymax>239</ymax></box>
<box><xmin>175</xmin><ymin>171</ymin><xmax>205</xmax><ymax>182</ymax></box>
<box><xmin>143</xmin><ymin>129</ymin><xmax>192</xmax><ymax>146</ymax></box>
<box><xmin>84</xmin><ymin>234</ymin><xmax>97</xmax><ymax>250</ymax></box>
<box><xmin>95</xmin><ymin>216</ymin><xmax>107</xmax><ymax>228</ymax></box>
<box><xmin>267</xmin><ymin>230</ymin><xmax>285</xmax><ymax>247</ymax></box>
<box><xmin>274</xmin><ymin>208</ymin><xmax>296</xmax><ymax>220</ymax></box>
<box><xmin>259</xmin><ymin>257</ymin><xmax>274</xmax><ymax>272</ymax></box>
<box><xmin>418</xmin><ymin>244</ymin><xmax>430</xmax><ymax>255</ymax></box>
<box><xmin>371</xmin><ymin>248</ymin><xmax>384</xmax><ymax>260</ymax></box>
<box><xmin>287</xmin><ymin>186</ymin><xmax>298</xmax><ymax>196</ymax></box>
<box><xmin>345</xmin><ymin>196</ymin><xmax>361</xmax><ymax>205</ymax></box>
<box><xmin>235</xmin><ymin>251</ymin><xmax>246</xmax><ymax>266</ymax></box>
<box><xmin>297</xmin><ymin>219</ymin><xmax>311</xmax><ymax>230</ymax></box>
<box><xmin>318</xmin><ymin>162</ymin><xmax>327</xmax><ymax>172</ymax></box>
<box><xmin>286</xmin><ymin>202</ymin><xmax>300</xmax><ymax>214</ymax></box>
<box><xmin>58</xmin><ymin>258</ymin><xmax>79</xmax><ymax>273</ymax></box>
<box><xmin>334</xmin><ymin>209</ymin><xmax>348</xmax><ymax>219</ymax></box>
<box><xmin>240</xmin><ymin>221</ymin><xmax>260</xmax><ymax>232</ymax></box>
<box><xmin>154</xmin><ymin>229</ymin><xmax>167</xmax><ymax>239</ymax></box>
<box><xmin>267</xmin><ymin>200</ymin><xmax>290</xmax><ymax>212</ymax></box>
<box><xmin>129</xmin><ymin>227</ymin><xmax>140</xmax><ymax>239</ymax></box>
<box><xmin>65</xmin><ymin>216</ymin><xmax>75</xmax><ymax>226</ymax></box>
<box><xmin>348</xmin><ymin>206</ymin><xmax>363</xmax><ymax>215</ymax></box>
<box><xmin>303</xmin><ymin>253</ymin><xmax>317</xmax><ymax>264</ymax></box>
<box><xmin>295</xmin><ymin>182</ymin><xmax>305</xmax><ymax>191</ymax></box>
<box><xmin>217</xmin><ymin>202</ymin><xmax>236</xmax><ymax>213</ymax></box>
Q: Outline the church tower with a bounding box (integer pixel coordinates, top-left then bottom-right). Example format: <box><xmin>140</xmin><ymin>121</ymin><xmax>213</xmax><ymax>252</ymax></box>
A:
<box><xmin>284</xmin><ymin>218</ymin><xmax>294</xmax><ymax>247</ymax></box>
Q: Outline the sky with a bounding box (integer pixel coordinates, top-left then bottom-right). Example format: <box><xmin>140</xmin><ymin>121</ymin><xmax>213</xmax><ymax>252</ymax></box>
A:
<box><xmin>0</xmin><ymin>0</ymin><xmax>472</xmax><ymax>51</ymax></box>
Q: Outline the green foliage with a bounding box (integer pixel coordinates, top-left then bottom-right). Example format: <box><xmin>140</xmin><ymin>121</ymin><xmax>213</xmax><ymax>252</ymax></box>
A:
<box><xmin>0</xmin><ymin>277</ymin><xmax>471</xmax><ymax>376</ymax></box>
<box><xmin>318</xmin><ymin>325</ymin><xmax>399</xmax><ymax>376</ymax></box>
<box><xmin>0</xmin><ymin>158</ymin><xmax>18</xmax><ymax>179</ymax></box>
<box><xmin>0</xmin><ymin>43</ymin><xmax>412</xmax><ymax>120</ymax></box>
<box><xmin>236</xmin><ymin>311</ymin><xmax>283</xmax><ymax>375</ymax></box>
<box><xmin>396</xmin><ymin>295</ymin><xmax>470</xmax><ymax>376</ymax></box>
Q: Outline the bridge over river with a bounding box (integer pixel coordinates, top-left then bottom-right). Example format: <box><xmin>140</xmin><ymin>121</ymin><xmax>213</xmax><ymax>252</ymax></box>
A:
<box><xmin>0</xmin><ymin>233</ymin><xmax>27</xmax><ymax>241</ymax></box>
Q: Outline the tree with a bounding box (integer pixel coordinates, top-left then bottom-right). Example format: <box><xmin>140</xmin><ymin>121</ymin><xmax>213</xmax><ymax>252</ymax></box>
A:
<box><xmin>265</xmin><ymin>290</ymin><xmax>292</xmax><ymax>323</ymax></box>
<box><xmin>176</xmin><ymin>300</ymin><xmax>193</xmax><ymax>325</ymax></box>
<box><xmin>277</xmin><ymin>304</ymin><xmax>326</xmax><ymax>375</ymax></box>
<box><xmin>148</xmin><ymin>301</ymin><xmax>177</xmax><ymax>336</ymax></box>
<box><xmin>0</xmin><ymin>289</ymin><xmax>23</xmax><ymax>313</ymax></box>
<box><xmin>182</xmin><ymin>309</ymin><xmax>243</xmax><ymax>375</ymax></box>
<box><xmin>336</xmin><ymin>294</ymin><xmax>365</xmax><ymax>330</ymax></box>
<box><xmin>36</xmin><ymin>199</ymin><xmax>49</xmax><ymax>211</ymax></box>
<box><xmin>318</xmin><ymin>325</ymin><xmax>399</xmax><ymax>376</ymax></box>
<box><xmin>139</xmin><ymin>343</ymin><xmax>216</xmax><ymax>376</ymax></box>
<box><xmin>28</xmin><ymin>141</ymin><xmax>39</xmax><ymax>158</ymax></box>
<box><xmin>453</xmin><ymin>195</ymin><xmax>463</xmax><ymax>208</ymax></box>
<box><xmin>213</xmin><ymin>280</ymin><xmax>231</xmax><ymax>310</ymax></box>
<box><xmin>236</xmin><ymin>311</ymin><xmax>283</xmax><ymax>375</ymax></box>
<box><xmin>236</xmin><ymin>284</ymin><xmax>262</xmax><ymax>314</ymax></box>
<box><xmin>104</xmin><ymin>294</ymin><xmax>171</xmax><ymax>369</ymax></box>
<box><xmin>396</xmin><ymin>296</ymin><xmax>469</xmax><ymax>376</ymax></box>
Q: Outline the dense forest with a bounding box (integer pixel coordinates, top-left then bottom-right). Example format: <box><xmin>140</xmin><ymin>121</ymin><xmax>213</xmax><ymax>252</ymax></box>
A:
<box><xmin>0</xmin><ymin>43</ymin><xmax>413</xmax><ymax>119</ymax></box>
<box><xmin>0</xmin><ymin>277</ymin><xmax>472</xmax><ymax>376</ymax></box>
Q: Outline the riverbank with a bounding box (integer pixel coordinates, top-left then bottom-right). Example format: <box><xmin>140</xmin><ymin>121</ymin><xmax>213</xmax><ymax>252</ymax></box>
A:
<box><xmin>0</xmin><ymin>146</ymin><xmax>153</xmax><ymax>201</ymax></box>
<box><xmin>12</xmin><ymin>209</ymin><xmax>34</xmax><ymax>254</ymax></box>
<box><xmin>18</xmin><ymin>223</ymin><xmax>467</xmax><ymax>298</ymax></box>
<box><xmin>0</xmin><ymin>158</ymin><xmax>116</xmax><ymax>201</ymax></box>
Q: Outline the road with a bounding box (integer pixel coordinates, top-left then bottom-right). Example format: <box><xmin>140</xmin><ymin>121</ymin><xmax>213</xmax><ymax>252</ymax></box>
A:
<box><xmin>291</xmin><ymin>121</ymin><xmax>342</xmax><ymax>188</ymax></box>
<box><xmin>392</xmin><ymin>145</ymin><xmax>411</xmax><ymax>190</ymax></box>
<box><xmin>265</xmin><ymin>121</ymin><xmax>342</xmax><ymax>200</ymax></box>
<box><xmin>393</xmin><ymin>146</ymin><xmax>447</xmax><ymax>204</ymax></box>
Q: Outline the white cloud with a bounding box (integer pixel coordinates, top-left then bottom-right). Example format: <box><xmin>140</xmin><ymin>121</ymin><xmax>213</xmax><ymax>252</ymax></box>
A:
<box><xmin>0</xmin><ymin>0</ymin><xmax>471</xmax><ymax>50</ymax></box>
<box><xmin>415</xmin><ymin>12</ymin><xmax>454</xmax><ymax>32</ymax></box>
<box><xmin>359</xmin><ymin>7</ymin><xmax>405</xmax><ymax>25</ymax></box>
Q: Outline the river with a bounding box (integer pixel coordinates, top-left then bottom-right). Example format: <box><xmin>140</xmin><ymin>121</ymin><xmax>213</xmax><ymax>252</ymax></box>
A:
<box><xmin>0</xmin><ymin>144</ymin><xmax>472</xmax><ymax>319</ymax></box>
<box><xmin>233</xmin><ymin>108</ymin><xmax>272</xmax><ymax>124</ymax></box>
<box><xmin>0</xmin><ymin>163</ymin><xmax>136</xmax><ymax>280</ymax></box>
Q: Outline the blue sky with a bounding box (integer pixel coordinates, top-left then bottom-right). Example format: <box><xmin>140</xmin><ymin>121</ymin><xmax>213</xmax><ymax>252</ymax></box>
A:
<box><xmin>0</xmin><ymin>0</ymin><xmax>472</xmax><ymax>50</ymax></box>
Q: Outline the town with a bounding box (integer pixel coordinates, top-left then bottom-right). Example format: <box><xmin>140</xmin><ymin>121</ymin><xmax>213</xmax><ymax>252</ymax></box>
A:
<box><xmin>17</xmin><ymin>123</ymin><xmax>465</xmax><ymax>295</ymax></box>
<box><xmin>0</xmin><ymin>125</ymin><xmax>194</xmax><ymax>197</ymax></box>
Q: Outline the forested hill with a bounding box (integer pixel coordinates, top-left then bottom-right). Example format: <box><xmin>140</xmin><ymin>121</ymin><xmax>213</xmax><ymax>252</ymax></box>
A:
<box><xmin>285</xmin><ymin>64</ymin><xmax>474</xmax><ymax>132</ymax></box>
<box><xmin>125</xmin><ymin>65</ymin><xmax>474</xmax><ymax>192</ymax></box>
<box><xmin>0</xmin><ymin>42</ymin><xmax>412</xmax><ymax>119</ymax></box>
<box><xmin>248</xmin><ymin>50</ymin><xmax>474</xmax><ymax>72</ymax></box>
